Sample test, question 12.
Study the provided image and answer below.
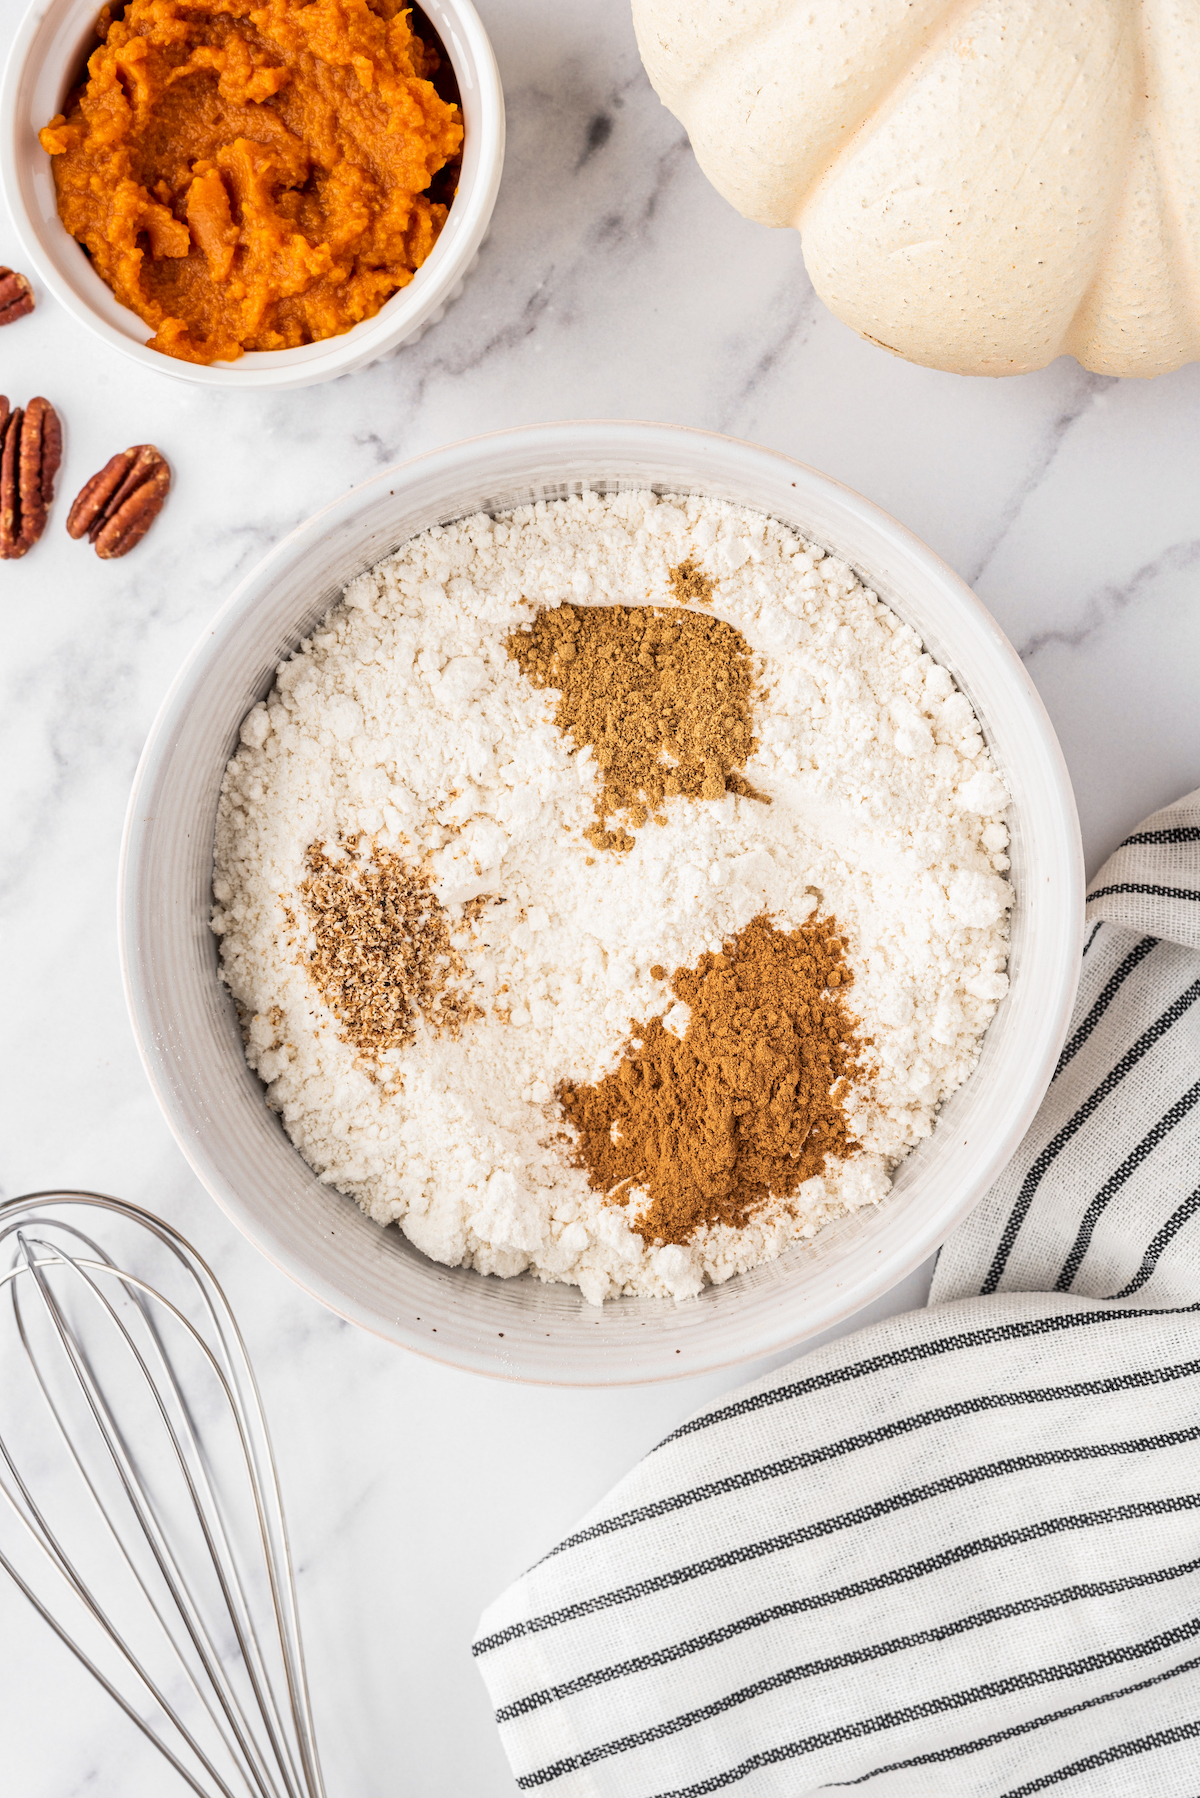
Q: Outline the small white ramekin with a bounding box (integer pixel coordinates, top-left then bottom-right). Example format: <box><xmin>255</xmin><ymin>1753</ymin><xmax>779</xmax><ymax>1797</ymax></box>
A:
<box><xmin>0</xmin><ymin>0</ymin><xmax>504</xmax><ymax>389</ymax></box>
<box><xmin>121</xmin><ymin>421</ymin><xmax>1085</xmax><ymax>1386</ymax></box>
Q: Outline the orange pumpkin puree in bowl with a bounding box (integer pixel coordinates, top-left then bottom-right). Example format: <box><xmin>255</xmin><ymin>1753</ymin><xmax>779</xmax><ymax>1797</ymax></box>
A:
<box><xmin>39</xmin><ymin>0</ymin><xmax>464</xmax><ymax>364</ymax></box>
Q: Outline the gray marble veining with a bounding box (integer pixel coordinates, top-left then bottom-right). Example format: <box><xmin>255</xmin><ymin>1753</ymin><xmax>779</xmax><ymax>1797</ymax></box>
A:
<box><xmin>2</xmin><ymin>0</ymin><xmax>1199</xmax><ymax>1791</ymax></box>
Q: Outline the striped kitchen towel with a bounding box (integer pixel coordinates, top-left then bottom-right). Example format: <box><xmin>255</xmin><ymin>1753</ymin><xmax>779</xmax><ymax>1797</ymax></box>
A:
<box><xmin>473</xmin><ymin>787</ymin><xmax>1200</xmax><ymax>1796</ymax></box>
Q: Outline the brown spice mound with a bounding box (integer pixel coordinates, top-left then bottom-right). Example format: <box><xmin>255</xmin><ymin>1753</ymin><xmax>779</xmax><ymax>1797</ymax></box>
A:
<box><xmin>557</xmin><ymin>913</ymin><xmax>868</xmax><ymax>1245</ymax></box>
<box><xmin>507</xmin><ymin>603</ymin><xmax>764</xmax><ymax>852</ymax></box>
<box><xmin>668</xmin><ymin>557</ymin><xmax>714</xmax><ymax>606</ymax></box>
<box><xmin>298</xmin><ymin>842</ymin><xmax>479</xmax><ymax>1066</ymax></box>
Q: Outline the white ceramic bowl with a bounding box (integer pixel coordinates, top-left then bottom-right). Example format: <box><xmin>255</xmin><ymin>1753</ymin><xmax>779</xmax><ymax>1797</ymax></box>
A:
<box><xmin>1</xmin><ymin>0</ymin><xmax>504</xmax><ymax>388</ymax></box>
<box><xmin>121</xmin><ymin>421</ymin><xmax>1084</xmax><ymax>1383</ymax></box>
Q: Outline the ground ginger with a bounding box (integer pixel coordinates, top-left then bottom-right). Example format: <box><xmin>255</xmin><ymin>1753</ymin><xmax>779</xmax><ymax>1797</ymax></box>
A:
<box><xmin>508</xmin><ymin>601</ymin><xmax>766</xmax><ymax>853</ymax></box>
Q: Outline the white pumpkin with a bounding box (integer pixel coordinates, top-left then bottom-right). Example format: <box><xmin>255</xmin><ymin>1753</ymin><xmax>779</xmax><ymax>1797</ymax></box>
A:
<box><xmin>633</xmin><ymin>0</ymin><xmax>1200</xmax><ymax>377</ymax></box>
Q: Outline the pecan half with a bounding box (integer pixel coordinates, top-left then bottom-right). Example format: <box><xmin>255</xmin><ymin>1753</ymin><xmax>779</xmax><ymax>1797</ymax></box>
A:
<box><xmin>0</xmin><ymin>268</ymin><xmax>34</xmax><ymax>326</ymax></box>
<box><xmin>0</xmin><ymin>395</ymin><xmax>63</xmax><ymax>559</ymax></box>
<box><xmin>67</xmin><ymin>444</ymin><xmax>171</xmax><ymax>559</ymax></box>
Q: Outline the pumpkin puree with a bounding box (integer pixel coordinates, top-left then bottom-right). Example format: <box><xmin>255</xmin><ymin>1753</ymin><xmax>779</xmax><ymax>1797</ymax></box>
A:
<box><xmin>39</xmin><ymin>0</ymin><xmax>463</xmax><ymax>364</ymax></box>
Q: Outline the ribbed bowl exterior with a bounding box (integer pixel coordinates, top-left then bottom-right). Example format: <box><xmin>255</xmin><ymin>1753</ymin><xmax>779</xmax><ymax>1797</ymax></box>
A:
<box><xmin>120</xmin><ymin>422</ymin><xmax>1084</xmax><ymax>1382</ymax></box>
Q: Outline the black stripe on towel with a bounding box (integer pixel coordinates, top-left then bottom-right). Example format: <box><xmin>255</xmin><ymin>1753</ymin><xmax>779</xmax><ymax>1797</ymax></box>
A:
<box><xmin>980</xmin><ymin>981</ymin><xmax>1200</xmax><ymax>1294</ymax></box>
<box><xmin>531</xmin><ymin>1360</ymin><xmax>1200</xmax><ymax>1568</ymax></box>
<box><xmin>1088</xmin><ymin>883</ymin><xmax>1200</xmax><ymax>904</ymax></box>
<box><xmin>1055</xmin><ymin>1082</ymin><xmax>1200</xmax><ymax>1291</ymax></box>
<box><xmin>999</xmin><ymin>1716</ymin><xmax>1200</xmax><ymax>1798</ymax></box>
<box><xmin>830</xmin><ymin>1652</ymin><xmax>1200</xmax><ymax>1787</ymax></box>
<box><xmin>473</xmin><ymin>1426</ymin><xmax>1200</xmax><ymax>1656</ymax></box>
<box><xmin>1111</xmin><ymin>1185</ymin><xmax>1200</xmax><ymax>1299</ymax></box>
<box><xmin>654</xmin><ymin>1302</ymin><xmax>1200</xmax><ymax>1454</ymax></box>
<box><xmin>1119</xmin><ymin>828</ymin><xmax>1200</xmax><ymax>848</ymax></box>
<box><xmin>1052</xmin><ymin>937</ymin><xmax>1157</xmax><ymax>1080</ymax></box>
<box><xmin>497</xmin><ymin>1542</ymin><xmax>1200</xmax><ymax>1722</ymax></box>
<box><xmin>518</xmin><ymin>1616</ymin><xmax>1200</xmax><ymax>1790</ymax></box>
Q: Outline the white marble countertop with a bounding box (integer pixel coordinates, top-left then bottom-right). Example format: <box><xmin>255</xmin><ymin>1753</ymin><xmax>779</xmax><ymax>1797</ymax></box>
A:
<box><xmin>2</xmin><ymin>1</ymin><xmax>1199</xmax><ymax>1791</ymax></box>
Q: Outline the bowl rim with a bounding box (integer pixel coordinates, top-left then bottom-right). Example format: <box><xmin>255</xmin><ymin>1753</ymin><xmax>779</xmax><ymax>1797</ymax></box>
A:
<box><xmin>0</xmin><ymin>0</ymin><xmax>505</xmax><ymax>388</ymax></box>
<box><xmin>120</xmin><ymin>419</ymin><xmax>1085</xmax><ymax>1382</ymax></box>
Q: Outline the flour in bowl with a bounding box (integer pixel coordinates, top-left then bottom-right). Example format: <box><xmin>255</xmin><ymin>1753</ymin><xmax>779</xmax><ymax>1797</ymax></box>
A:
<box><xmin>212</xmin><ymin>490</ymin><xmax>1012</xmax><ymax>1302</ymax></box>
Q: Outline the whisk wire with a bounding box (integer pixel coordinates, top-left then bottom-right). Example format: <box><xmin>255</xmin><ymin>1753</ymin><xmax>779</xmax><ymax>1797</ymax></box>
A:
<box><xmin>15</xmin><ymin>1236</ymin><xmax>291</xmax><ymax>1798</ymax></box>
<box><xmin>8</xmin><ymin>1239</ymin><xmax>278</xmax><ymax>1794</ymax></box>
<box><xmin>3</xmin><ymin>1253</ymin><xmax>259</xmax><ymax>1797</ymax></box>
<box><xmin>52</xmin><ymin>1220</ymin><xmax>324</xmax><ymax>1798</ymax></box>
<box><xmin>0</xmin><ymin>1535</ymin><xmax>223</xmax><ymax>1798</ymax></box>
<box><xmin>0</xmin><ymin>1193</ymin><xmax>328</xmax><ymax>1798</ymax></box>
<box><xmin>53</xmin><ymin>1212</ymin><xmax>324</xmax><ymax>1796</ymax></box>
<box><xmin>7</xmin><ymin>1231</ymin><xmax>298</xmax><ymax>1797</ymax></box>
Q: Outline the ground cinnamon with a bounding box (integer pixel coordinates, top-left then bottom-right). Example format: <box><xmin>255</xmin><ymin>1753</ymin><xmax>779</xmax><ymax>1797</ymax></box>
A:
<box><xmin>508</xmin><ymin>602</ymin><xmax>764</xmax><ymax>852</ymax></box>
<box><xmin>557</xmin><ymin>912</ymin><xmax>869</xmax><ymax>1244</ymax></box>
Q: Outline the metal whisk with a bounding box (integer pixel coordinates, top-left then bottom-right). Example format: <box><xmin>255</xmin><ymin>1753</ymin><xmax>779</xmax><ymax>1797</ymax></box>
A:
<box><xmin>0</xmin><ymin>1190</ymin><xmax>326</xmax><ymax>1798</ymax></box>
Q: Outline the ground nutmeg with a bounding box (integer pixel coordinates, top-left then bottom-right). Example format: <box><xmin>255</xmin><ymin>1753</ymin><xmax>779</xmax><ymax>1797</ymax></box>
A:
<box><xmin>296</xmin><ymin>842</ymin><xmax>480</xmax><ymax>1072</ymax></box>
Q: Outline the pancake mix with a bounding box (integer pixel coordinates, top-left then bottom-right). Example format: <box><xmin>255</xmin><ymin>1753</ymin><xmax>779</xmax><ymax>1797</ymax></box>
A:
<box><xmin>212</xmin><ymin>489</ymin><xmax>1012</xmax><ymax>1302</ymax></box>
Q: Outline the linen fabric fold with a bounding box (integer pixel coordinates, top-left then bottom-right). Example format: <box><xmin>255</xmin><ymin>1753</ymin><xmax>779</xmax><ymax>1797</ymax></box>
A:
<box><xmin>933</xmin><ymin>787</ymin><xmax>1200</xmax><ymax>1310</ymax></box>
<box><xmin>474</xmin><ymin>789</ymin><xmax>1200</xmax><ymax>1797</ymax></box>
